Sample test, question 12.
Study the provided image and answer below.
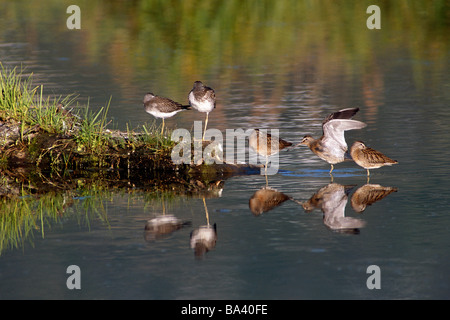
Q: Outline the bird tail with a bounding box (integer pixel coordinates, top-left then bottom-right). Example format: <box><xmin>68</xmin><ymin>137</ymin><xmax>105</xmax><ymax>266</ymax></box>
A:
<box><xmin>181</xmin><ymin>105</ymin><xmax>192</xmax><ymax>110</ymax></box>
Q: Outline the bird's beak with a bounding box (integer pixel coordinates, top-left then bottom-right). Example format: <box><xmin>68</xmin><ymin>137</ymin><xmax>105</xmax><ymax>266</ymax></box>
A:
<box><xmin>287</xmin><ymin>141</ymin><xmax>304</xmax><ymax>151</ymax></box>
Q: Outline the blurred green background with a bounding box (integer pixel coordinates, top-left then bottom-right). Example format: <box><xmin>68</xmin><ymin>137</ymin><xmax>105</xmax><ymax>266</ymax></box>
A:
<box><xmin>1</xmin><ymin>0</ymin><xmax>448</xmax><ymax>105</ymax></box>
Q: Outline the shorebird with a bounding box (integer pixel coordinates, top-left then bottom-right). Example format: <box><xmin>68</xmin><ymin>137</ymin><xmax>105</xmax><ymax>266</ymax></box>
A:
<box><xmin>302</xmin><ymin>183</ymin><xmax>365</xmax><ymax>233</ymax></box>
<box><xmin>249</xmin><ymin>129</ymin><xmax>293</xmax><ymax>181</ymax></box>
<box><xmin>188</xmin><ymin>81</ymin><xmax>216</xmax><ymax>141</ymax></box>
<box><xmin>294</xmin><ymin>107</ymin><xmax>367</xmax><ymax>174</ymax></box>
<box><xmin>143</xmin><ymin>93</ymin><xmax>191</xmax><ymax>135</ymax></box>
<box><xmin>350</xmin><ymin>141</ymin><xmax>398</xmax><ymax>177</ymax></box>
<box><xmin>249</xmin><ymin>187</ymin><xmax>292</xmax><ymax>216</ymax></box>
<box><xmin>350</xmin><ymin>184</ymin><xmax>398</xmax><ymax>213</ymax></box>
<box><xmin>190</xmin><ymin>197</ymin><xmax>217</xmax><ymax>258</ymax></box>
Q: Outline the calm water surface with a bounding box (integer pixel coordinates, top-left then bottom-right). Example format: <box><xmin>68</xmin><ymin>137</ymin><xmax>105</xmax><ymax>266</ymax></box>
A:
<box><xmin>0</xmin><ymin>1</ymin><xmax>449</xmax><ymax>300</ymax></box>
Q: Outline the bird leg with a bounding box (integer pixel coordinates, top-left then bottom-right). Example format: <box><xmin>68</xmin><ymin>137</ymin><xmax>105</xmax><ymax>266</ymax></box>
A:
<box><xmin>329</xmin><ymin>164</ymin><xmax>334</xmax><ymax>174</ymax></box>
<box><xmin>265</xmin><ymin>157</ymin><xmax>269</xmax><ymax>187</ymax></box>
<box><xmin>203</xmin><ymin>197</ymin><xmax>210</xmax><ymax>226</ymax></box>
<box><xmin>202</xmin><ymin>112</ymin><xmax>209</xmax><ymax>141</ymax></box>
<box><xmin>161</xmin><ymin>119</ymin><xmax>165</xmax><ymax>136</ymax></box>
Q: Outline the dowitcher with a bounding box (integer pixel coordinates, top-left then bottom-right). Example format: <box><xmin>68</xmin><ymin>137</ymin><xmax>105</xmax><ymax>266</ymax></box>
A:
<box><xmin>295</xmin><ymin>107</ymin><xmax>367</xmax><ymax>173</ymax></box>
<box><xmin>249</xmin><ymin>129</ymin><xmax>293</xmax><ymax>178</ymax></box>
<box><xmin>188</xmin><ymin>81</ymin><xmax>216</xmax><ymax>141</ymax></box>
<box><xmin>143</xmin><ymin>93</ymin><xmax>191</xmax><ymax>135</ymax></box>
<box><xmin>350</xmin><ymin>184</ymin><xmax>398</xmax><ymax>213</ymax></box>
<box><xmin>249</xmin><ymin>187</ymin><xmax>292</xmax><ymax>216</ymax></box>
<box><xmin>350</xmin><ymin>141</ymin><xmax>398</xmax><ymax>176</ymax></box>
<box><xmin>302</xmin><ymin>183</ymin><xmax>365</xmax><ymax>233</ymax></box>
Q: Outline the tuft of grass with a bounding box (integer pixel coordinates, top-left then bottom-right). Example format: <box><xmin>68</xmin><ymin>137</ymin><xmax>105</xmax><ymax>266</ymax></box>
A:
<box><xmin>74</xmin><ymin>98</ymin><xmax>111</xmax><ymax>153</ymax></box>
<box><xmin>0</xmin><ymin>64</ymin><xmax>177</xmax><ymax>166</ymax></box>
<box><xmin>139</xmin><ymin>121</ymin><xmax>176</xmax><ymax>152</ymax></box>
<box><xmin>0</xmin><ymin>63</ymin><xmax>76</xmax><ymax>135</ymax></box>
<box><xmin>117</xmin><ymin>120</ymin><xmax>176</xmax><ymax>156</ymax></box>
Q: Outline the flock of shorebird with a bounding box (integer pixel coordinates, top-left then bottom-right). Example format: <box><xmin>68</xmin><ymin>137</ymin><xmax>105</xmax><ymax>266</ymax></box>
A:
<box><xmin>143</xmin><ymin>81</ymin><xmax>398</xmax><ymax>178</ymax></box>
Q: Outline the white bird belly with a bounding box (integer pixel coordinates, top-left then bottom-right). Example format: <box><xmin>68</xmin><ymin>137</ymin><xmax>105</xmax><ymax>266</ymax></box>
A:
<box><xmin>147</xmin><ymin>109</ymin><xmax>180</xmax><ymax>119</ymax></box>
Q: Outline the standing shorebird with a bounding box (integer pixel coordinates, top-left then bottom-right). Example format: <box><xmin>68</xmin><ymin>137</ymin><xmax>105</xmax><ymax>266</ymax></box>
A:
<box><xmin>294</xmin><ymin>108</ymin><xmax>367</xmax><ymax>174</ymax></box>
<box><xmin>188</xmin><ymin>81</ymin><xmax>216</xmax><ymax>141</ymax></box>
<box><xmin>350</xmin><ymin>141</ymin><xmax>398</xmax><ymax>177</ymax></box>
<box><xmin>143</xmin><ymin>93</ymin><xmax>191</xmax><ymax>135</ymax></box>
<box><xmin>249</xmin><ymin>129</ymin><xmax>293</xmax><ymax>183</ymax></box>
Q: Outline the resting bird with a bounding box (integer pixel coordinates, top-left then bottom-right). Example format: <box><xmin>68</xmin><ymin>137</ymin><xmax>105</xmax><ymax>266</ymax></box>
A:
<box><xmin>350</xmin><ymin>141</ymin><xmax>398</xmax><ymax>177</ymax></box>
<box><xmin>143</xmin><ymin>93</ymin><xmax>191</xmax><ymax>135</ymax></box>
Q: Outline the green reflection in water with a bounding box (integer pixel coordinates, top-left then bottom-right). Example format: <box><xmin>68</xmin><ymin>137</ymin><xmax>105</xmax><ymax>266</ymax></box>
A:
<box><xmin>0</xmin><ymin>180</ymin><xmax>108</xmax><ymax>255</ymax></box>
<box><xmin>0</xmin><ymin>166</ymin><xmax>226</xmax><ymax>255</ymax></box>
<box><xmin>0</xmin><ymin>0</ymin><xmax>448</xmax><ymax>98</ymax></box>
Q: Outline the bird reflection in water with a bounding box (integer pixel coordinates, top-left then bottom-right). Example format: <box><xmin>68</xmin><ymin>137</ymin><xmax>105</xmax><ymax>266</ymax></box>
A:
<box><xmin>302</xmin><ymin>183</ymin><xmax>365</xmax><ymax>234</ymax></box>
<box><xmin>144</xmin><ymin>200</ymin><xmax>191</xmax><ymax>241</ymax></box>
<box><xmin>350</xmin><ymin>184</ymin><xmax>398</xmax><ymax>213</ymax></box>
<box><xmin>303</xmin><ymin>182</ymin><xmax>398</xmax><ymax>233</ymax></box>
<box><xmin>190</xmin><ymin>197</ymin><xmax>217</xmax><ymax>259</ymax></box>
<box><xmin>249</xmin><ymin>186</ymin><xmax>298</xmax><ymax>216</ymax></box>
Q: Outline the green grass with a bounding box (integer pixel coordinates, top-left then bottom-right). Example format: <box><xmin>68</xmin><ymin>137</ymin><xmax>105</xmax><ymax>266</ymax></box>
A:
<box><xmin>0</xmin><ymin>64</ymin><xmax>75</xmax><ymax>135</ymax></box>
<box><xmin>74</xmin><ymin>99</ymin><xmax>111</xmax><ymax>153</ymax></box>
<box><xmin>0</xmin><ymin>63</ymin><xmax>175</xmax><ymax>160</ymax></box>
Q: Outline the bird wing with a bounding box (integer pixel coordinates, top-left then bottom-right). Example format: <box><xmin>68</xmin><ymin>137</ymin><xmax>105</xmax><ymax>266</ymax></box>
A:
<box><xmin>206</xmin><ymin>88</ymin><xmax>216</xmax><ymax>106</ymax></box>
<box><xmin>322</xmin><ymin>119</ymin><xmax>367</xmax><ymax>151</ymax></box>
<box><xmin>362</xmin><ymin>147</ymin><xmax>398</xmax><ymax>165</ymax></box>
<box><xmin>322</xmin><ymin>108</ymin><xmax>360</xmax><ymax>125</ymax></box>
<box><xmin>200</xmin><ymin>87</ymin><xmax>216</xmax><ymax>105</ymax></box>
<box><xmin>151</xmin><ymin>96</ymin><xmax>184</xmax><ymax>112</ymax></box>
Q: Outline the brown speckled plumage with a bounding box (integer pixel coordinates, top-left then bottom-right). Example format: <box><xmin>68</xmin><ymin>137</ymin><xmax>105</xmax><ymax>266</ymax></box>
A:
<box><xmin>350</xmin><ymin>141</ymin><xmax>398</xmax><ymax>176</ymax></box>
<box><xmin>249</xmin><ymin>129</ymin><xmax>293</xmax><ymax>157</ymax></box>
<box><xmin>350</xmin><ymin>184</ymin><xmax>398</xmax><ymax>213</ymax></box>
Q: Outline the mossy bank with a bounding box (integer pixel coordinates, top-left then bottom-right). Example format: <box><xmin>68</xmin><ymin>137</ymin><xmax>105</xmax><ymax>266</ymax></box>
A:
<box><xmin>0</xmin><ymin>64</ymin><xmax>259</xmax><ymax>192</ymax></box>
